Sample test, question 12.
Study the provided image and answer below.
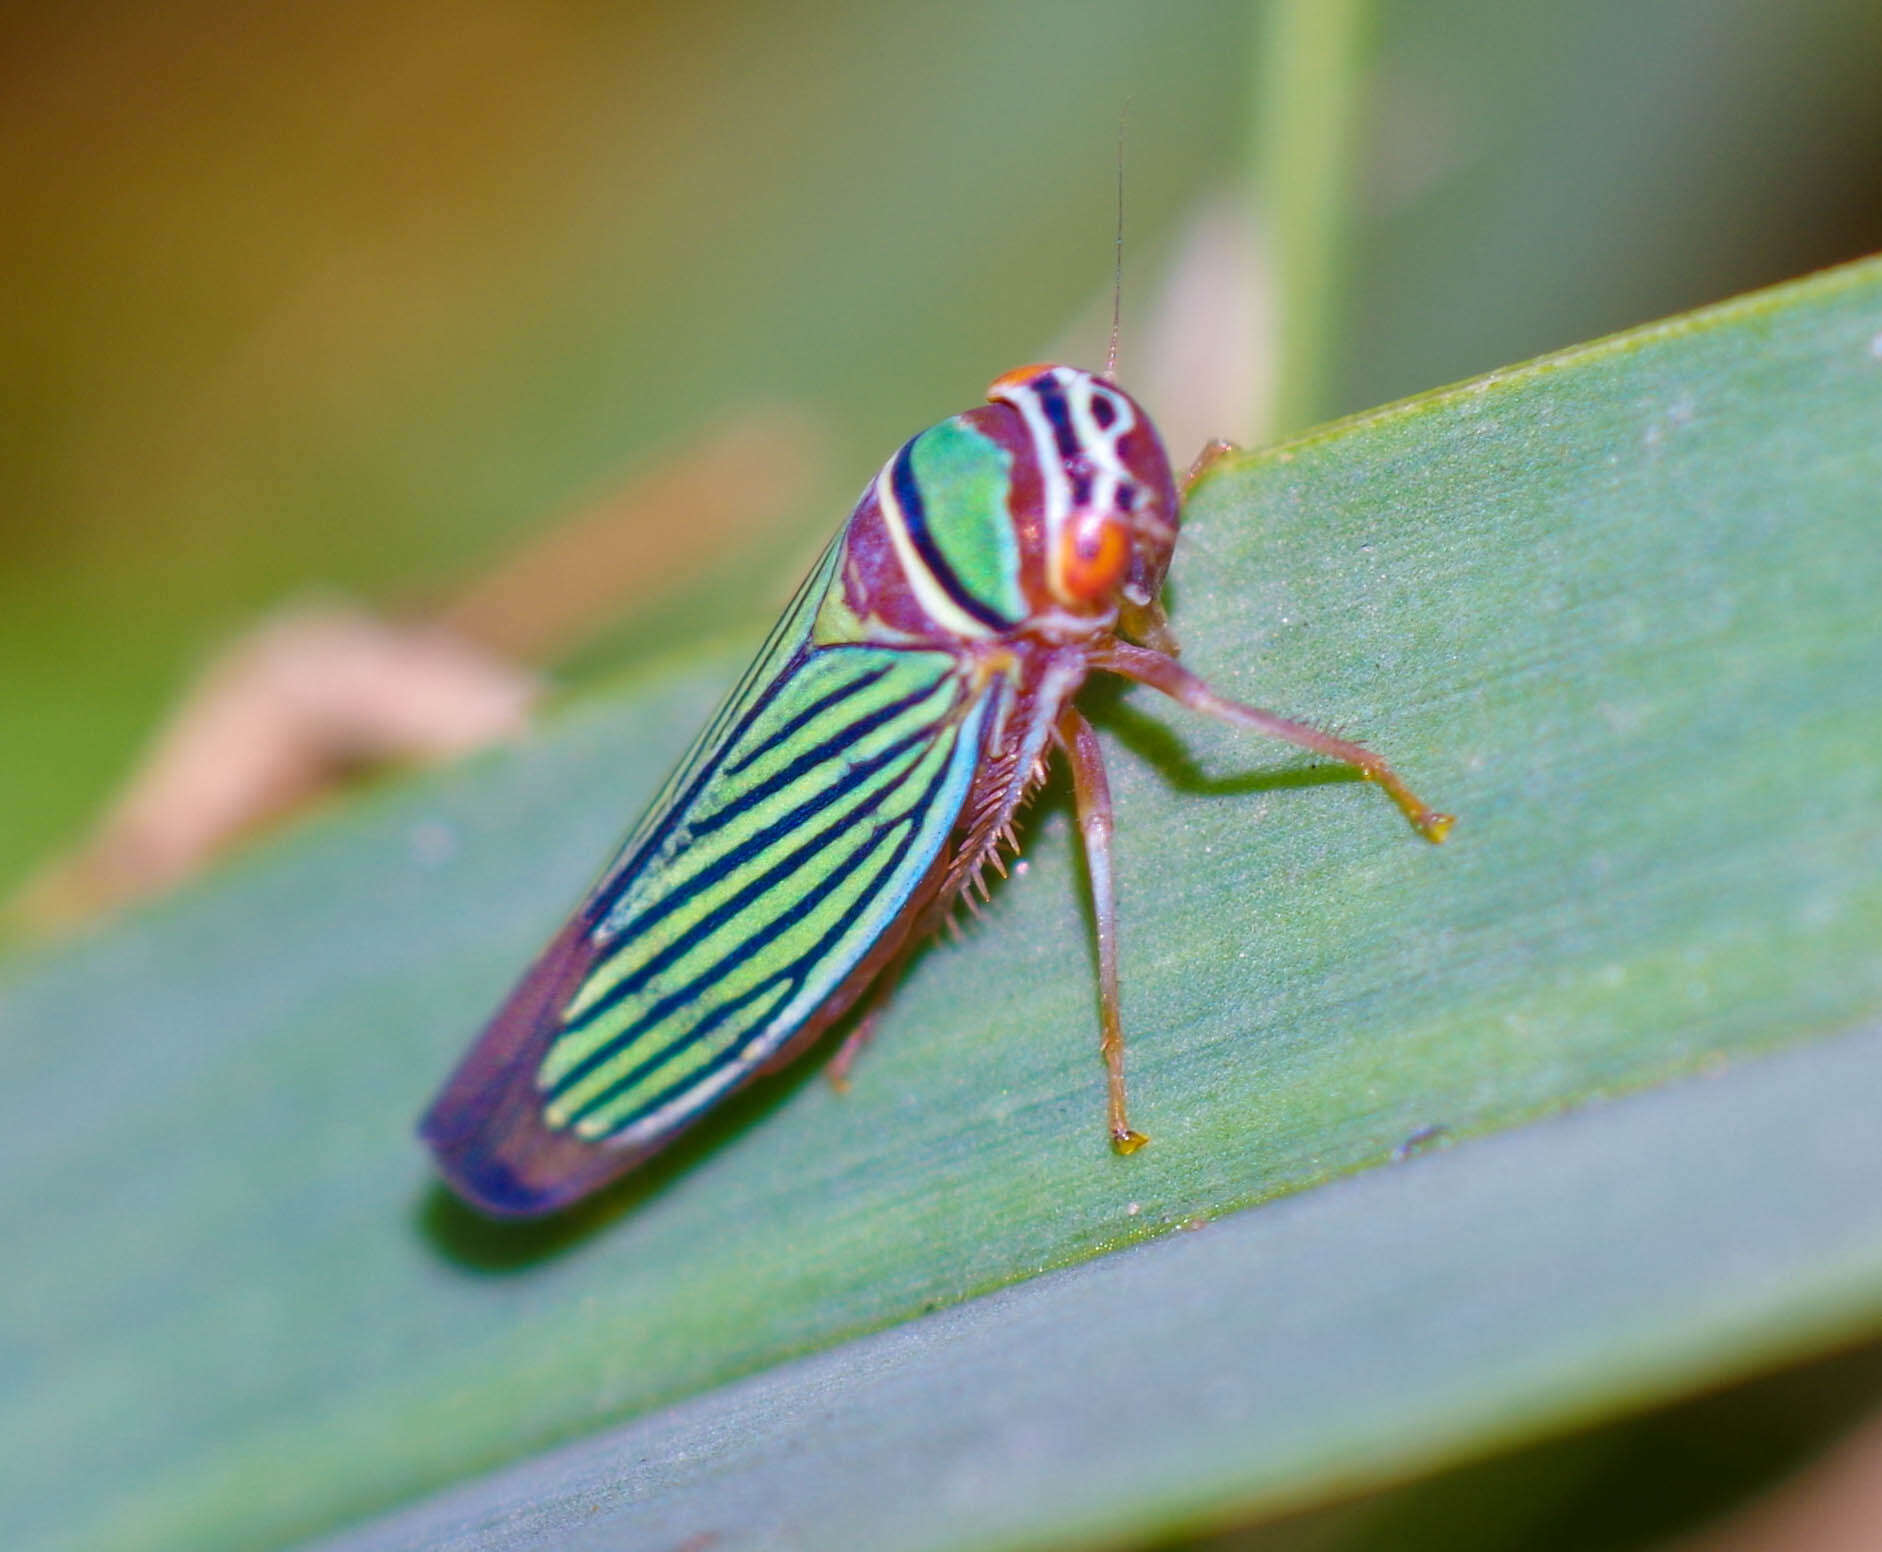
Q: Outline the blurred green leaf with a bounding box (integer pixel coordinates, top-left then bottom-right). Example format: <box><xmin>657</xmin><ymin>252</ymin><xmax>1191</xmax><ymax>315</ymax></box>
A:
<box><xmin>4</xmin><ymin>256</ymin><xmax>1879</xmax><ymax>1551</ymax></box>
<box><xmin>1253</xmin><ymin>0</ymin><xmax>1374</xmax><ymax>434</ymax></box>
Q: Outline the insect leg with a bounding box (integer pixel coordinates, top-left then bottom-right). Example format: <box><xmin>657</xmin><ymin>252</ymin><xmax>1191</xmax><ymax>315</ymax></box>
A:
<box><xmin>1055</xmin><ymin>705</ymin><xmax>1149</xmax><ymax>1155</ymax></box>
<box><xmin>824</xmin><ymin>943</ymin><xmax>917</xmax><ymax>1091</ymax></box>
<box><xmin>1093</xmin><ymin>641</ymin><xmax>1454</xmax><ymax>842</ymax></box>
<box><xmin>1182</xmin><ymin>438</ymin><xmax>1239</xmax><ymax>494</ymax></box>
<box><xmin>1112</xmin><ymin>441</ymin><xmax>1242</xmax><ymax>660</ymax></box>
<box><xmin>1118</xmin><ymin>595</ymin><xmax>1181</xmax><ymax>658</ymax></box>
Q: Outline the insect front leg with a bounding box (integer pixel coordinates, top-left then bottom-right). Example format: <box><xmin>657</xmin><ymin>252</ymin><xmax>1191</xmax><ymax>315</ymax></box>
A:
<box><xmin>1182</xmin><ymin>438</ymin><xmax>1239</xmax><ymax>493</ymax></box>
<box><xmin>1114</xmin><ymin>440</ymin><xmax>1244</xmax><ymax>661</ymax></box>
<box><xmin>1055</xmin><ymin>705</ymin><xmax>1149</xmax><ymax>1155</ymax></box>
<box><xmin>1093</xmin><ymin>641</ymin><xmax>1454</xmax><ymax>843</ymax></box>
<box><xmin>1118</xmin><ymin>595</ymin><xmax>1181</xmax><ymax>659</ymax></box>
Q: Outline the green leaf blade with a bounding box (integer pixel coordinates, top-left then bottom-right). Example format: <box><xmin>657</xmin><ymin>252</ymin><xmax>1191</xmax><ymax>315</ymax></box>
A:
<box><xmin>4</xmin><ymin>258</ymin><xmax>1881</xmax><ymax>1552</ymax></box>
<box><xmin>311</xmin><ymin>1022</ymin><xmax>1882</xmax><ymax>1552</ymax></box>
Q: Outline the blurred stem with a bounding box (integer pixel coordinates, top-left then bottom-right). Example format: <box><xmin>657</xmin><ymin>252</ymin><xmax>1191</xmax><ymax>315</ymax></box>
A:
<box><xmin>1252</xmin><ymin>0</ymin><xmax>1373</xmax><ymax>436</ymax></box>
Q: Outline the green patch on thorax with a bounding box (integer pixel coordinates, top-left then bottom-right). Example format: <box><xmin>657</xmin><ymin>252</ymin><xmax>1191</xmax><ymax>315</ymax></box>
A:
<box><xmin>911</xmin><ymin>417</ymin><xmax>1024</xmax><ymax>622</ymax></box>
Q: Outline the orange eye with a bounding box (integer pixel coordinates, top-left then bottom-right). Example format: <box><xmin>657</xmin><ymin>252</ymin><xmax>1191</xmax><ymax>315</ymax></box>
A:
<box><xmin>1057</xmin><ymin>512</ymin><xmax>1132</xmax><ymax>604</ymax></box>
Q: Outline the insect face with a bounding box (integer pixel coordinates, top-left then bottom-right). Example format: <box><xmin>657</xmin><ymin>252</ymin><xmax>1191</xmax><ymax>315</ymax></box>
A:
<box><xmin>985</xmin><ymin>363</ymin><xmax>1179</xmax><ymax>620</ymax></box>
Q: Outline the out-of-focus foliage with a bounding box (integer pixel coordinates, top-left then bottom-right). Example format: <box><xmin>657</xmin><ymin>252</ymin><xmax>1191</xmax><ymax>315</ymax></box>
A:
<box><xmin>4</xmin><ymin>0</ymin><xmax>1879</xmax><ymax>901</ymax></box>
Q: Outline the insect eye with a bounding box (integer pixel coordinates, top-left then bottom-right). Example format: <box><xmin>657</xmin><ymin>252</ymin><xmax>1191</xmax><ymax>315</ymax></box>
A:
<box><xmin>1056</xmin><ymin>511</ymin><xmax>1132</xmax><ymax>604</ymax></box>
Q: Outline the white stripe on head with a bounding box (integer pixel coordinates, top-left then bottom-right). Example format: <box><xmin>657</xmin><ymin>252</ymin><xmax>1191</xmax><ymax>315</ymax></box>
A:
<box><xmin>997</xmin><ymin>366</ymin><xmax>1141</xmax><ymax>603</ymax></box>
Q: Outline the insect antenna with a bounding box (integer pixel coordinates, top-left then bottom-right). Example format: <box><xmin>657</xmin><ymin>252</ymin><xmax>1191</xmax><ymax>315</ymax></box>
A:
<box><xmin>1104</xmin><ymin>103</ymin><xmax>1129</xmax><ymax>383</ymax></box>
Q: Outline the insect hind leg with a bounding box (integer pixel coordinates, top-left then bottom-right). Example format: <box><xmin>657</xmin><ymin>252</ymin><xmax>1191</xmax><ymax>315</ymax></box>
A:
<box><xmin>1055</xmin><ymin>704</ymin><xmax>1148</xmax><ymax>1155</ymax></box>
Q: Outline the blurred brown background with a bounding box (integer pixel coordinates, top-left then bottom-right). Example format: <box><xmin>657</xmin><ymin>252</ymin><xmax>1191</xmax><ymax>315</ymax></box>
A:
<box><xmin>4</xmin><ymin>0</ymin><xmax>1880</xmax><ymax>908</ymax></box>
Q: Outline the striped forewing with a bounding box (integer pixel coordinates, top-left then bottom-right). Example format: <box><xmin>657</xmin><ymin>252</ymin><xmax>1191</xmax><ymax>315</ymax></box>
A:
<box><xmin>589</xmin><ymin>532</ymin><xmax>848</xmax><ymax>898</ymax></box>
<box><xmin>535</xmin><ymin>642</ymin><xmax>996</xmax><ymax>1147</ymax></box>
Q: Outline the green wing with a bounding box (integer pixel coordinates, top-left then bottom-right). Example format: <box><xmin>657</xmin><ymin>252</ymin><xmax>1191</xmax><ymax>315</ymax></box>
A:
<box><xmin>537</xmin><ymin>639</ymin><xmax>991</xmax><ymax>1144</ymax></box>
<box><xmin>602</xmin><ymin>531</ymin><xmax>847</xmax><ymax>873</ymax></box>
<box><xmin>420</xmin><ymin>532</ymin><xmax>1000</xmax><ymax>1215</ymax></box>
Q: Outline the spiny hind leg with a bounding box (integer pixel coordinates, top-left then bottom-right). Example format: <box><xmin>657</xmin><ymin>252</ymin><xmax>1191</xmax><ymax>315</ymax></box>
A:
<box><xmin>1055</xmin><ymin>704</ymin><xmax>1148</xmax><ymax>1155</ymax></box>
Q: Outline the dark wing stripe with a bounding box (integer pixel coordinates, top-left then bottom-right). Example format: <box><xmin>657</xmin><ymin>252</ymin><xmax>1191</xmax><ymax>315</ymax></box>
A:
<box><xmin>563</xmin><ymin>659</ymin><xmax>962</xmax><ymax>1024</ymax></box>
<box><xmin>892</xmin><ymin>439</ymin><xmax>1015</xmax><ymax>631</ymax></box>
<box><xmin>607</xmin><ymin>718</ymin><xmax>936</xmax><ymax>952</ymax></box>
<box><xmin>586</xmin><ymin>754</ymin><xmax>936</xmax><ymax>1065</ymax></box>
<box><xmin>550</xmin><ymin>734</ymin><xmax>948</xmax><ymax>1110</ymax></box>
<box><xmin>538</xmin><ymin>647</ymin><xmax>981</xmax><ymax>1125</ymax></box>
<box><xmin>573</xmin><ymin>971</ymin><xmax>794</xmax><ymax>1131</ymax></box>
<box><xmin>722</xmin><ymin>659</ymin><xmax>894</xmax><ymax>778</ymax></box>
<box><xmin>559</xmin><ymin>786</ymin><xmax>935</xmax><ymax>1128</ymax></box>
<box><xmin>576</xmin><ymin>825</ymin><xmax>929</xmax><ymax>1135</ymax></box>
<box><xmin>587</xmin><ymin>534</ymin><xmax>845</xmax><ymax>907</ymax></box>
<box><xmin>692</xmin><ymin>534</ymin><xmax>845</xmax><ymax>760</ymax></box>
<box><xmin>537</xmin><ymin>654</ymin><xmax>992</xmax><ymax>1144</ymax></box>
<box><xmin>549</xmin><ymin>719</ymin><xmax>939</xmax><ymax>1068</ymax></box>
<box><xmin>566</xmin><ymin>757</ymin><xmax>955</xmax><ymax>1134</ymax></box>
<box><xmin>685</xmin><ymin>672</ymin><xmax>950</xmax><ymax>840</ymax></box>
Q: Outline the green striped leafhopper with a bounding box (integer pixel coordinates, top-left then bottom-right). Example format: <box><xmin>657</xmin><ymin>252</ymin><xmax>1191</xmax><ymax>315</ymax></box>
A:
<box><xmin>422</xmin><ymin>363</ymin><xmax>1451</xmax><ymax>1216</ymax></box>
